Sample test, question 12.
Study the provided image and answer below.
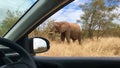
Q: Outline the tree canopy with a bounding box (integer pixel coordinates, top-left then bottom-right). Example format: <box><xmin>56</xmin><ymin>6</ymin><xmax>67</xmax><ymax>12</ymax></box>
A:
<box><xmin>80</xmin><ymin>0</ymin><xmax>120</xmax><ymax>39</ymax></box>
<box><xmin>0</xmin><ymin>10</ymin><xmax>22</xmax><ymax>36</ymax></box>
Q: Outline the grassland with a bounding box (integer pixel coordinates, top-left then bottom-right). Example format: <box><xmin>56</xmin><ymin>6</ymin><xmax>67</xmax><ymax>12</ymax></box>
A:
<box><xmin>36</xmin><ymin>37</ymin><xmax>120</xmax><ymax>57</ymax></box>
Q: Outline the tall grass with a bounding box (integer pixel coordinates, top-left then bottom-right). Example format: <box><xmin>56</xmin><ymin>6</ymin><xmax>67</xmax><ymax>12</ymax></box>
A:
<box><xmin>36</xmin><ymin>37</ymin><xmax>120</xmax><ymax>57</ymax></box>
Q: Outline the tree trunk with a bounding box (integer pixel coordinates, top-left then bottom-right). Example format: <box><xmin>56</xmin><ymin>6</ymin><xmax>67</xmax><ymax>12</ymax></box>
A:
<box><xmin>88</xmin><ymin>10</ymin><xmax>96</xmax><ymax>39</ymax></box>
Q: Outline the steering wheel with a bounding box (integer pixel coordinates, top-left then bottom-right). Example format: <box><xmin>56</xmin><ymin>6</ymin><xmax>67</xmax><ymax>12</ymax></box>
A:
<box><xmin>0</xmin><ymin>38</ymin><xmax>37</xmax><ymax>68</ymax></box>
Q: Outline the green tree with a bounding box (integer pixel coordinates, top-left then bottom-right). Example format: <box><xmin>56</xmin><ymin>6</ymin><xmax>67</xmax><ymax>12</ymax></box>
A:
<box><xmin>0</xmin><ymin>10</ymin><xmax>22</xmax><ymax>36</ymax></box>
<box><xmin>80</xmin><ymin>0</ymin><xmax>119</xmax><ymax>39</ymax></box>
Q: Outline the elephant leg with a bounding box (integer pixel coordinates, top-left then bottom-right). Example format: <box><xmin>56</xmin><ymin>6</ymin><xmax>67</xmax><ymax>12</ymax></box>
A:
<box><xmin>65</xmin><ymin>31</ymin><xmax>70</xmax><ymax>44</ymax></box>
<box><xmin>71</xmin><ymin>37</ymin><xmax>74</xmax><ymax>42</ymax></box>
<box><xmin>61</xmin><ymin>32</ymin><xmax>65</xmax><ymax>42</ymax></box>
<box><xmin>78</xmin><ymin>35</ymin><xmax>81</xmax><ymax>45</ymax></box>
<box><xmin>72</xmin><ymin>39</ymin><xmax>76</xmax><ymax>42</ymax></box>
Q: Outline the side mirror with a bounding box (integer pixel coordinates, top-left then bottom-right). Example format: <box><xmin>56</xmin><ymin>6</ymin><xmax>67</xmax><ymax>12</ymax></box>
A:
<box><xmin>29</xmin><ymin>37</ymin><xmax>50</xmax><ymax>54</ymax></box>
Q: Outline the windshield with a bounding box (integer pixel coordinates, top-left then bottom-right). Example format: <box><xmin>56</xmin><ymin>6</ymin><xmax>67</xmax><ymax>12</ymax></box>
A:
<box><xmin>0</xmin><ymin>0</ymin><xmax>37</xmax><ymax>37</ymax></box>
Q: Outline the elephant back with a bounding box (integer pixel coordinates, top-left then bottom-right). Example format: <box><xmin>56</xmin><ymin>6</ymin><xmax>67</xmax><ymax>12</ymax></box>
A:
<box><xmin>69</xmin><ymin>23</ymin><xmax>81</xmax><ymax>32</ymax></box>
<box><xmin>69</xmin><ymin>23</ymin><xmax>81</xmax><ymax>39</ymax></box>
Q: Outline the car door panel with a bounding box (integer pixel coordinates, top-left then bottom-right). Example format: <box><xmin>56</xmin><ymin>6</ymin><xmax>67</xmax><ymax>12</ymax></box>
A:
<box><xmin>34</xmin><ymin>56</ymin><xmax>120</xmax><ymax>68</ymax></box>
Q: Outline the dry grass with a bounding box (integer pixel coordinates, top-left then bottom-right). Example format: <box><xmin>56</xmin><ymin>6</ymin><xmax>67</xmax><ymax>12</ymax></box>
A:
<box><xmin>36</xmin><ymin>37</ymin><xmax>120</xmax><ymax>57</ymax></box>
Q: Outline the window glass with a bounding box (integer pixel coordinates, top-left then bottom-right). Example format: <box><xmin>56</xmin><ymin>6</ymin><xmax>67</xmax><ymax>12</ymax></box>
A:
<box><xmin>0</xmin><ymin>0</ymin><xmax>37</xmax><ymax>37</ymax></box>
<box><xmin>29</xmin><ymin>0</ymin><xmax>120</xmax><ymax>57</ymax></box>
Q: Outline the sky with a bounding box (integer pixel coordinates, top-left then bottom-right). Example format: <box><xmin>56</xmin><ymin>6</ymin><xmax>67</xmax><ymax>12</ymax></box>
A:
<box><xmin>0</xmin><ymin>0</ymin><xmax>36</xmax><ymax>23</ymax></box>
<box><xmin>0</xmin><ymin>0</ymin><xmax>119</xmax><ymax>24</ymax></box>
<box><xmin>33</xmin><ymin>38</ymin><xmax>47</xmax><ymax>49</ymax></box>
<box><xmin>48</xmin><ymin>0</ymin><xmax>120</xmax><ymax>25</ymax></box>
<box><xmin>49</xmin><ymin>0</ymin><xmax>87</xmax><ymax>23</ymax></box>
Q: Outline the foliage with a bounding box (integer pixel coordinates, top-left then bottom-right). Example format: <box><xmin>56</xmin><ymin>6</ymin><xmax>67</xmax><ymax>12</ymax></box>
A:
<box><xmin>0</xmin><ymin>10</ymin><xmax>22</xmax><ymax>36</ymax></box>
<box><xmin>34</xmin><ymin>47</ymin><xmax>47</xmax><ymax>53</ymax></box>
<box><xmin>80</xmin><ymin>0</ymin><xmax>120</xmax><ymax>39</ymax></box>
<box><xmin>29</xmin><ymin>19</ymin><xmax>60</xmax><ymax>41</ymax></box>
<box><xmin>29</xmin><ymin>0</ymin><xmax>120</xmax><ymax>41</ymax></box>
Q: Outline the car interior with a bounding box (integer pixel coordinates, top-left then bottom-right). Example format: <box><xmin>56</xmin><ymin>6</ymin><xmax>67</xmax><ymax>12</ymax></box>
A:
<box><xmin>0</xmin><ymin>0</ymin><xmax>120</xmax><ymax>68</ymax></box>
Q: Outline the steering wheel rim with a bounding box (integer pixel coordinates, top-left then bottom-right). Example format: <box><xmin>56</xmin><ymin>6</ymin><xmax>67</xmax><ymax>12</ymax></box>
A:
<box><xmin>0</xmin><ymin>38</ymin><xmax>37</xmax><ymax>68</ymax></box>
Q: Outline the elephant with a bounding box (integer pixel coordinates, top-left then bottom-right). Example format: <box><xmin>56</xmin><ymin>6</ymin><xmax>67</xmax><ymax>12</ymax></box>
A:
<box><xmin>49</xmin><ymin>21</ymin><xmax>82</xmax><ymax>44</ymax></box>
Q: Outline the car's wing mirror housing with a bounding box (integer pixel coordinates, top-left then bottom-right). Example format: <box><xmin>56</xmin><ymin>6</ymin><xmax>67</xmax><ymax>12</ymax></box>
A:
<box><xmin>29</xmin><ymin>37</ymin><xmax>50</xmax><ymax>54</ymax></box>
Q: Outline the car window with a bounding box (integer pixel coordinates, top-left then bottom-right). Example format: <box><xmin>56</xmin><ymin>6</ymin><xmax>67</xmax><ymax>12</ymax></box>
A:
<box><xmin>29</xmin><ymin>0</ymin><xmax>120</xmax><ymax>57</ymax></box>
<box><xmin>0</xmin><ymin>0</ymin><xmax>37</xmax><ymax>37</ymax></box>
